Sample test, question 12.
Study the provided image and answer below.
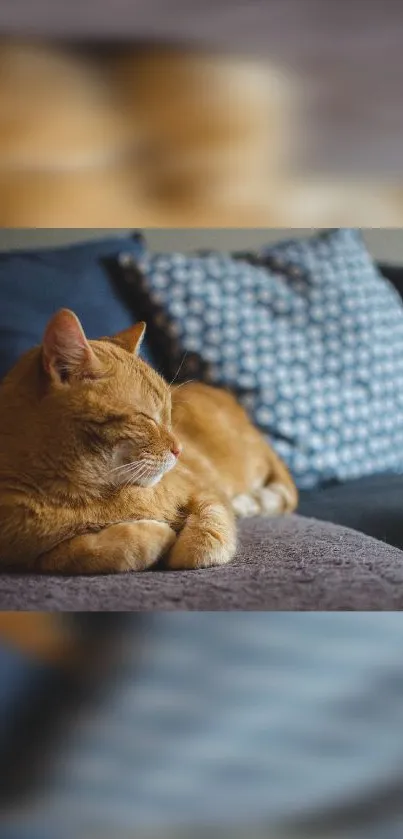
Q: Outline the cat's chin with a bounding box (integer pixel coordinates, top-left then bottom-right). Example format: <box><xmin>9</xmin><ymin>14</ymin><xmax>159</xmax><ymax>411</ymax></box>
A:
<box><xmin>138</xmin><ymin>474</ymin><xmax>164</xmax><ymax>488</ymax></box>
<box><xmin>135</xmin><ymin>456</ymin><xmax>178</xmax><ymax>488</ymax></box>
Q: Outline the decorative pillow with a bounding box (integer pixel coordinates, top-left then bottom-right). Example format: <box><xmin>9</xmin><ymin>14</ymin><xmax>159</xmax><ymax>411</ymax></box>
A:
<box><xmin>119</xmin><ymin>229</ymin><xmax>403</xmax><ymax>489</ymax></box>
<box><xmin>0</xmin><ymin>232</ymin><xmax>153</xmax><ymax>381</ymax></box>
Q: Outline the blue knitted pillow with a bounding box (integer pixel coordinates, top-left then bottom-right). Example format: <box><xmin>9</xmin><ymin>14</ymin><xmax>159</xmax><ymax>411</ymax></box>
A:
<box><xmin>119</xmin><ymin>229</ymin><xmax>403</xmax><ymax>489</ymax></box>
<box><xmin>0</xmin><ymin>232</ymin><xmax>153</xmax><ymax>382</ymax></box>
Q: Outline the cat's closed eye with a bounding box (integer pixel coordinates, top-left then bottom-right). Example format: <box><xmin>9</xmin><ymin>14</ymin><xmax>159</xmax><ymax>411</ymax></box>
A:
<box><xmin>79</xmin><ymin>414</ymin><xmax>129</xmax><ymax>449</ymax></box>
<box><xmin>138</xmin><ymin>412</ymin><xmax>158</xmax><ymax>426</ymax></box>
<box><xmin>80</xmin><ymin>412</ymin><xmax>129</xmax><ymax>428</ymax></box>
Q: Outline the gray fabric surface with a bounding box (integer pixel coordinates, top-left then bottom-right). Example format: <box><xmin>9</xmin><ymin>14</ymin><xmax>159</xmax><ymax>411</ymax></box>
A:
<box><xmin>1</xmin><ymin>0</ymin><xmax>403</xmax><ymax>173</ymax></box>
<box><xmin>1</xmin><ymin>515</ymin><xmax>402</xmax><ymax>611</ymax></box>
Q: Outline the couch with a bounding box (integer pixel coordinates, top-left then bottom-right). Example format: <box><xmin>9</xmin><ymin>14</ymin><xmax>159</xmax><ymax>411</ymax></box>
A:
<box><xmin>0</xmin><ymin>239</ymin><xmax>402</xmax><ymax>611</ymax></box>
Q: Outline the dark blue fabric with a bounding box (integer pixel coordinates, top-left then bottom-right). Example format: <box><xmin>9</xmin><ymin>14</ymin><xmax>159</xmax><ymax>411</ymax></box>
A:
<box><xmin>0</xmin><ymin>646</ymin><xmax>55</xmax><ymax>745</ymax></box>
<box><xmin>0</xmin><ymin>233</ymin><xmax>152</xmax><ymax>381</ymax></box>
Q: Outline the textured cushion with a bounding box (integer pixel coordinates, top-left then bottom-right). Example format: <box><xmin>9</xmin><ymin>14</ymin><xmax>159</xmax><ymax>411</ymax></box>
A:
<box><xmin>1</xmin><ymin>515</ymin><xmax>402</xmax><ymax>612</ymax></box>
<box><xmin>122</xmin><ymin>229</ymin><xmax>403</xmax><ymax>489</ymax></box>
<box><xmin>0</xmin><ymin>232</ymin><xmax>152</xmax><ymax>381</ymax></box>
<box><xmin>299</xmin><ymin>472</ymin><xmax>403</xmax><ymax>550</ymax></box>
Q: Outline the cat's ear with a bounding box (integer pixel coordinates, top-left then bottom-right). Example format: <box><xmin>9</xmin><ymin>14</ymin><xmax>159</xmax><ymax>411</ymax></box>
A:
<box><xmin>42</xmin><ymin>309</ymin><xmax>100</xmax><ymax>383</ymax></box>
<box><xmin>111</xmin><ymin>322</ymin><xmax>146</xmax><ymax>355</ymax></box>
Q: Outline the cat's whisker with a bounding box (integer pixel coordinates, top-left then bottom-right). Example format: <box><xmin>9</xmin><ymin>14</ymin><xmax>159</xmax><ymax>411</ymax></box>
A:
<box><xmin>125</xmin><ymin>456</ymin><xmax>168</xmax><ymax>489</ymax></box>
<box><xmin>168</xmin><ymin>353</ymin><xmax>188</xmax><ymax>387</ymax></box>
<box><xmin>120</xmin><ymin>468</ymin><xmax>145</xmax><ymax>483</ymax></box>
<box><xmin>127</xmin><ymin>466</ymin><xmax>157</xmax><ymax>489</ymax></box>
<box><xmin>110</xmin><ymin>460</ymin><xmax>142</xmax><ymax>474</ymax></box>
<box><xmin>110</xmin><ymin>456</ymin><xmax>156</xmax><ymax>477</ymax></box>
<box><xmin>128</xmin><ymin>473</ymin><xmax>150</xmax><ymax>488</ymax></box>
<box><xmin>126</xmin><ymin>459</ymin><xmax>153</xmax><ymax>471</ymax></box>
<box><xmin>171</xmin><ymin>379</ymin><xmax>196</xmax><ymax>392</ymax></box>
<box><xmin>112</xmin><ymin>467</ymin><xmax>145</xmax><ymax>484</ymax></box>
<box><xmin>121</xmin><ymin>462</ymin><xmax>150</xmax><ymax>491</ymax></box>
<box><xmin>112</xmin><ymin>466</ymin><xmax>147</xmax><ymax>490</ymax></box>
<box><xmin>121</xmin><ymin>466</ymin><xmax>150</xmax><ymax>484</ymax></box>
<box><xmin>120</xmin><ymin>457</ymin><xmax>160</xmax><ymax>486</ymax></box>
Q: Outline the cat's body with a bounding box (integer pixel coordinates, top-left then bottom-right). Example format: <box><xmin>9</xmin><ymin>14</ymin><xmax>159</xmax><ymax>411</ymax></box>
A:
<box><xmin>2</xmin><ymin>39</ymin><xmax>403</xmax><ymax>226</ymax></box>
<box><xmin>0</xmin><ymin>311</ymin><xmax>297</xmax><ymax>574</ymax></box>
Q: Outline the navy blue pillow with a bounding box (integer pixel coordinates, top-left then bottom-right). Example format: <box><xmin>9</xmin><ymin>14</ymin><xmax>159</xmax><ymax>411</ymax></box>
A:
<box><xmin>0</xmin><ymin>233</ymin><xmax>153</xmax><ymax>381</ymax></box>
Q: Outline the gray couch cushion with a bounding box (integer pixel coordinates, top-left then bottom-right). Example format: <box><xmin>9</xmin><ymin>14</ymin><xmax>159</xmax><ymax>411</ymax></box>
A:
<box><xmin>1</xmin><ymin>515</ymin><xmax>402</xmax><ymax>610</ymax></box>
<box><xmin>299</xmin><ymin>473</ymin><xmax>403</xmax><ymax>551</ymax></box>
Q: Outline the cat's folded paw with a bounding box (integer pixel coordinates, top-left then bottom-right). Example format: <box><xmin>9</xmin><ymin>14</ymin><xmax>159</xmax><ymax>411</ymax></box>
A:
<box><xmin>232</xmin><ymin>481</ymin><xmax>297</xmax><ymax>519</ymax></box>
<box><xmin>231</xmin><ymin>493</ymin><xmax>261</xmax><ymax>518</ymax></box>
<box><xmin>254</xmin><ymin>483</ymin><xmax>294</xmax><ymax>515</ymax></box>
<box><xmin>263</xmin><ymin>481</ymin><xmax>297</xmax><ymax>513</ymax></box>
<box><xmin>166</xmin><ymin>513</ymin><xmax>235</xmax><ymax>570</ymax></box>
<box><xmin>39</xmin><ymin>520</ymin><xmax>177</xmax><ymax>574</ymax></box>
<box><xmin>122</xmin><ymin>520</ymin><xmax>176</xmax><ymax>571</ymax></box>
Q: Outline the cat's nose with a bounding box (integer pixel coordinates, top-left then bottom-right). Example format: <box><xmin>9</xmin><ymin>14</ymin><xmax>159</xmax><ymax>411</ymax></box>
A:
<box><xmin>171</xmin><ymin>444</ymin><xmax>182</xmax><ymax>458</ymax></box>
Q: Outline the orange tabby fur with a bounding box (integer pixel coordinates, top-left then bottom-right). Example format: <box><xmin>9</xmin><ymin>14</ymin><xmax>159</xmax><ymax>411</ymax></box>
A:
<box><xmin>0</xmin><ymin>311</ymin><xmax>297</xmax><ymax>574</ymax></box>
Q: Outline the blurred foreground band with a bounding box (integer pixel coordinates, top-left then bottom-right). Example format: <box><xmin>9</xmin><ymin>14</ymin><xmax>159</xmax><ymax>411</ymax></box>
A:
<box><xmin>2</xmin><ymin>614</ymin><xmax>403</xmax><ymax>838</ymax></box>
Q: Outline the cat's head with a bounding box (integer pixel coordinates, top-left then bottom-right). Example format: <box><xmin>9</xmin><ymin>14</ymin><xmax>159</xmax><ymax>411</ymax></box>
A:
<box><xmin>3</xmin><ymin>309</ymin><xmax>182</xmax><ymax>495</ymax></box>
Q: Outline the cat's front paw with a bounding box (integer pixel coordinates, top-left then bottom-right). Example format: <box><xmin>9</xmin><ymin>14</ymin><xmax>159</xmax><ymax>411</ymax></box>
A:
<box><xmin>166</xmin><ymin>512</ymin><xmax>236</xmax><ymax>570</ymax></box>
<box><xmin>121</xmin><ymin>520</ymin><xmax>177</xmax><ymax>570</ymax></box>
<box><xmin>38</xmin><ymin>519</ymin><xmax>177</xmax><ymax>575</ymax></box>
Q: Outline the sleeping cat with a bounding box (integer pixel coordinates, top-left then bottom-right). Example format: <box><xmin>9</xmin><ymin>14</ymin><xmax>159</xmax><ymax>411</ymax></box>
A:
<box><xmin>0</xmin><ymin>311</ymin><xmax>297</xmax><ymax>574</ymax></box>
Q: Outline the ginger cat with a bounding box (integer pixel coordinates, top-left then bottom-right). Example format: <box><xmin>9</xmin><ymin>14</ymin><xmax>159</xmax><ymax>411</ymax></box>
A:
<box><xmin>2</xmin><ymin>39</ymin><xmax>403</xmax><ymax>226</ymax></box>
<box><xmin>0</xmin><ymin>311</ymin><xmax>297</xmax><ymax>575</ymax></box>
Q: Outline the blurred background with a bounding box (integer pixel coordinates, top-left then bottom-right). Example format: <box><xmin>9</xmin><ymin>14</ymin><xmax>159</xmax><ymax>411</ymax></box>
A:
<box><xmin>1</xmin><ymin>0</ymin><xmax>403</xmax><ymax>226</ymax></box>
<box><xmin>1</xmin><ymin>227</ymin><xmax>403</xmax><ymax>261</ymax></box>
<box><xmin>2</xmin><ymin>613</ymin><xmax>403</xmax><ymax>839</ymax></box>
